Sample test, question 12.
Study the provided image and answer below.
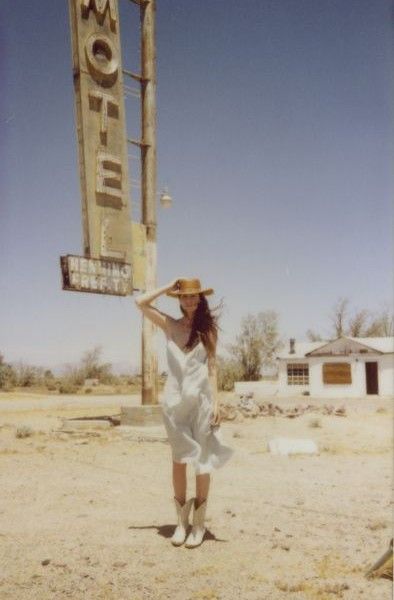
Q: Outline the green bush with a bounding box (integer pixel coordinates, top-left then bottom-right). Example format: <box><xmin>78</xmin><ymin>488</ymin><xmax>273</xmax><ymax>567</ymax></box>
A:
<box><xmin>0</xmin><ymin>363</ymin><xmax>17</xmax><ymax>390</ymax></box>
<box><xmin>59</xmin><ymin>382</ymin><xmax>79</xmax><ymax>394</ymax></box>
<box><xmin>216</xmin><ymin>356</ymin><xmax>243</xmax><ymax>391</ymax></box>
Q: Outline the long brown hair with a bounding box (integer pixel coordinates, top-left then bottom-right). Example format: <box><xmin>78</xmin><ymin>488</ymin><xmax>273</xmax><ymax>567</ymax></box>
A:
<box><xmin>181</xmin><ymin>295</ymin><xmax>223</xmax><ymax>358</ymax></box>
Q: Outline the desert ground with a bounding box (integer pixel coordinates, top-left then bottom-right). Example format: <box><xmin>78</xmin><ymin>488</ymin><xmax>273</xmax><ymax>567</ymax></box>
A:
<box><xmin>0</xmin><ymin>392</ymin><xmax>392</xmax><ymax>600</ymax></box>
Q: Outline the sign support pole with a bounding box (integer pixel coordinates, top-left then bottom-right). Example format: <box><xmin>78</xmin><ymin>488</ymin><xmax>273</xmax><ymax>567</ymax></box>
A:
<box><xmin>140</xmin><ymin>0</ymin><xmax>158</xmax><ymax>405</ymax></box>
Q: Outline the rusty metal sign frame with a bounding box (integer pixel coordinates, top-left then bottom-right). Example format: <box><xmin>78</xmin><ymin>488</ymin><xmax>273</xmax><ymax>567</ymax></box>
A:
<box><xmin>60</xmin><ymin>254</ymin><xmax>133</xmax><ymax>296</ymax></box>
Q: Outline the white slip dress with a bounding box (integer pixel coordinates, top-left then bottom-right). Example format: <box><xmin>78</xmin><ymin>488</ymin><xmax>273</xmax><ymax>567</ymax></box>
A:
<box><xmin>160</xmin><ymin>334</ymin><xmax>234</xmax><ymax>475</ymax></box>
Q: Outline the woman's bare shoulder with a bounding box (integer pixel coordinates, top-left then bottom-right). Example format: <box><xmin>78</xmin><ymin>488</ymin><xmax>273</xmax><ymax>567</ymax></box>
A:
<box><xmin>164</xmin><ymin>314</ymin><xmax>180</xmax><ymax>338</ymax></box>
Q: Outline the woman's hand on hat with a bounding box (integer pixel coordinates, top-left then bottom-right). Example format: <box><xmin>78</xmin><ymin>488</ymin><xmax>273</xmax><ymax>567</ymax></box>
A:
<box><xmin>167</xmin><ymin>278</ymin><xmax>181</xmax><ymax>293</ymax></box>
<box><xmin>167</xmin><ymin>277</ymin><xmax>188</xmax><ymax>293</ymax></box>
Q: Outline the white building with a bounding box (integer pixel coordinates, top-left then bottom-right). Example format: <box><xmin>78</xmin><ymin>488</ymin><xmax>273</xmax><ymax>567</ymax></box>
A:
<box><xmin>276</xmin><ymin>336</ymin><xmax>394</xmax><ymax>398</ymax></box>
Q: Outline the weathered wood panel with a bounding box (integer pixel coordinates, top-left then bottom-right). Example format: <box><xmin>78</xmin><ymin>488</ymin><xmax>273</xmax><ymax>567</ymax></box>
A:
<box><xmin>322</xmin><ymin>362</ymin><xmax>352</xmax><ymax>384</ymax></box>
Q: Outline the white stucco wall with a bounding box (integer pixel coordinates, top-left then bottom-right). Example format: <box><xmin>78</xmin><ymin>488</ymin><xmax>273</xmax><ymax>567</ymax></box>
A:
<box><xmin>309</xmin><ymin>357</ymin><xmax>363</xmax><ymax>398</ymax></box>
<box><xmin>278</xmin><ymin>354</ymin><xmax>394</xmax><ymax>398</ymax></box>
<box><xmin>377</xmin><ymin>354</ymin><xmax>394</xmax><ymax>396</ymax></box>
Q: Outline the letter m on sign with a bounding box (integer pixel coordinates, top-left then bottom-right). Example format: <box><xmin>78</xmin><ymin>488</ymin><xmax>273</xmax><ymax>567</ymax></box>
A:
<box><xmin>81</xmin><ymin>0</ymin><xmax>117</xmax><ymax>30</ymax></box>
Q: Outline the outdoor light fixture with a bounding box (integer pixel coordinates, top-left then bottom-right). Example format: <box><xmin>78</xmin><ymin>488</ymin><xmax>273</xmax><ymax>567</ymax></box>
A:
<box><xmin>159</xmin><ymin>187</ymin><xmax>172</xmax><ymax>209</ymax></box>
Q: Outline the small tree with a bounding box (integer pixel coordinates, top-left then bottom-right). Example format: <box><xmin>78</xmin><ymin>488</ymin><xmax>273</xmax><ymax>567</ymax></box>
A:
<box><xmin>62</xmin><ymin>364</ymin><xmax>85</xmax><ymax>388</ymax></box>
<box><xmin>228</xmin><ymin>311</ymin><xmax>282</xmax><ymax>381</ymax></box>
<box><xmin>365</xmin><ymin>307</ymin><xmax>394</xmax><ymax>337</ymax></box>
<box><xmin>348</xmin><ymin>309</ymin><xmax>370</xmax><ymax>337</ymax></box>
<box><xmin>0</xmin><ymin>353</ymin><xmax>17</xmax><ymax>390</ymax></box>
<box><xmin>306</xmin><ymin>329</ymin><xmax>323</xmax><ymax>342</ymax></box>
<box><xmin>216</xmin><ymin>356</ymin><xmax>243</xmax><ymax>391</ymax></box>
<box><xmin>14</xmin><ymin>362</ymin><xmax>46</xmax><ymax>387</ymax></box>
<box><xmin>330</xmin><ymin>297</ymin><xmax>349</xmax><ymax>338</ymax></box>
<box><xmin>80</xmin><ymin>346</ymin><xmax>114</xmax><ymax>383</ymax></box>
<box><xmin>259</xmin><ymin>310</ymin><xmax>283</xmax><ymax>369</ymax></box>
<box><xmin>308</xmin><ymin>299</ymin><xmax>393</xmax><ymax>340</ymax></box>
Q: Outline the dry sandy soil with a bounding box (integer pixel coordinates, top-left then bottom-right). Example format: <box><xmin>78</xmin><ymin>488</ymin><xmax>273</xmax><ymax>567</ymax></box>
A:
<box><xmin>0</xmin><ymin>392</ymin><xmax>392</xmax><ymax>600</ymax></box>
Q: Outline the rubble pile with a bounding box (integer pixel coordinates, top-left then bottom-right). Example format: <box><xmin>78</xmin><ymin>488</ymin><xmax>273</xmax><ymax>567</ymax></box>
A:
<box><xmin>219</xmin><ymin>394</ymin><xmax>347</xmax><ymax>421</ymax></box>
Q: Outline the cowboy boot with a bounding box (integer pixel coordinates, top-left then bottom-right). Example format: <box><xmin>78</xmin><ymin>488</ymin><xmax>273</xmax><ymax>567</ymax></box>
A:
<box><xmin>171</xmin><ymin>497</ymin><xmax>194</xmax><ymax>546</ymax></box>
<box><xmin>184</xmin><ymin>499</ymin><xmax>207</xmax><ymax>548</ymax></box>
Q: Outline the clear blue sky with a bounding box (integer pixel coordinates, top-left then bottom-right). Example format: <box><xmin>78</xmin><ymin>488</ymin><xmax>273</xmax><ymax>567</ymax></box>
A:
<box><xmin>1</xmin><ymin>0</ymin><xmax>392</xmax><ymax>373</ymax></box>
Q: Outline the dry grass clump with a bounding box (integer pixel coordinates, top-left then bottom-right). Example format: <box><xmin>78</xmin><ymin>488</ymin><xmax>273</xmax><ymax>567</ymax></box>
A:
<box><xmin>15</xmin><ymin>425</ymin><xmax>34</xmax><ymax>439</ymax></box>
<box><xmin>274</xmin><ymin>580</ymin><xmax>306</xmax><ymax>592</ymax></box>
<box><xmin>309</xmin><ymin>417</ymin><xmax>322</xmax><ymax>428</ymax></box>
<box><xmin>366</xmin><ymin>519</ymin><xmax>388</xmax><ymax>531</ymax></box>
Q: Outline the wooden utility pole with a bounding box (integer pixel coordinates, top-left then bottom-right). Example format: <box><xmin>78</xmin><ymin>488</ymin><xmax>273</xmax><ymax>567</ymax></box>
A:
<box><xmin>127</xmin><ymin>0</ymin><xmax>158</xmax><ymax>405</ymax></box>
<box><xmin>140</xmin><ymin>0</ymin><xmax>158</xmax><ymax>404</ymax></box>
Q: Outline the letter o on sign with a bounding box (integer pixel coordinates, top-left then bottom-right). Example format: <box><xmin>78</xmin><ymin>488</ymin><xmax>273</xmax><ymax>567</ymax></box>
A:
<box><xmin>85</xmin><ymin>33</ymin><xmax>118</xmax><ymax>86</ymax></box>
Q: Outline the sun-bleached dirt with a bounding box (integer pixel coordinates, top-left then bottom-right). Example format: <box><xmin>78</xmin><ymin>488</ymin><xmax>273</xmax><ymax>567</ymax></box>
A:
<box><xmin>0</xmin><ymin>393</ymin><xmax>392</xmax><ymax>599</ymax></box>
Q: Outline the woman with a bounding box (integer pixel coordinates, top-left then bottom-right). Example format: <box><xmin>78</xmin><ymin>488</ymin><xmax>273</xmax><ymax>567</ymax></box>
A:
<box><xmin>135</xmin><ymin>277</ymin><xmax>234</xmax><ymax>548</ymax></box>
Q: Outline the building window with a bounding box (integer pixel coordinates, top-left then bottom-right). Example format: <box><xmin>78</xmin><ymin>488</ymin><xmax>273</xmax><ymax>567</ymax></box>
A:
<box><xmin>322</xmin><ymin>362</ymin><xmax>352</xmax><ymax>384</ymax></box>
<box><xmin>287</xmin><ymin>363</ymin><xmax>309</xmax><ymax>385</ymax></box>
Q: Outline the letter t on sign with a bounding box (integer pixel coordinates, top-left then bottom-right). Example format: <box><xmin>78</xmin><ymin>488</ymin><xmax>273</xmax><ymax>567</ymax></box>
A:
<box><xmin>89</xmin><ymin>91</ymin><xmax>119</xmax><ymax>144</ymax></box>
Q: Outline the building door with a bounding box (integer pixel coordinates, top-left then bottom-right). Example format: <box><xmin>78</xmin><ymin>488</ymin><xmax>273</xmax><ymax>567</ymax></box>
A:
<box><xmin>365</xmin><ymin>362</ymin><xmax>379</xmax><ymax>395</ymax></box>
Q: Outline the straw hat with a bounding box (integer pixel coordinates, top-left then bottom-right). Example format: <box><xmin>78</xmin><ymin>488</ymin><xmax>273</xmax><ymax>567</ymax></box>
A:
<box><xmin>166</xmin><ymin>278</ymin><xmax>214</xmax><ymax>297</ymax></box>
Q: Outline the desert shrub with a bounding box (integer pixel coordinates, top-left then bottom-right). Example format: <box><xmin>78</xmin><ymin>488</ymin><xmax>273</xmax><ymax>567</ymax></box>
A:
<box><xmin>227</xmin><ymin>311</ymin><xmax>283</xmax><ymax>381</ymax></box>
<box><xmin>61</xmin><ymin>346</ymin><xmax>116</xmax><ymax>387</ymax></box>
<box><xmin>80</xmin><ymin>346</ymin><xmax>114</xmax><ymax>383</ymax></box>
<box><xmin>216</xmin><ymin>356</ymin><xmax>243</xmax><ymax>391</ymax></box>
<box><xmin>125</xmin><ymin>376</ymin><xmax>141</xmax><ymax>388</ymax></box>
<box><xmin>309</xmin><ymin>418</ymin><xmax>322</xmax><ymax>428</ymax></box>
<box><xmin>0</xmin><ymin>362</ymin><xmax>17</xmax><ymax>390</ymax></box>
<box><xmin>14</xmin><ymin>362</ymin><xmax>46</xmax><ymax>387</ymax></box>
<box><xmin>59</xmin><ymin>382</ymin><xmax>79</xmax><ymax>394</ymax></box>
<box><xmin>44</xmin><ymin>369</ymin><xmax>56</xmax><ymax>389</ymax></box>
<box><xmin>15</xmin><ymin>426</ymin><xmax>34</xmax><ymax>438</ymax></box>
<box><xmin>100</xmin><ymin>372</ymin><xmax>117</xmax><ymax>385</ymax></box>
<box><xmin>85</xmin><ymin>388</ymin><xmax>92</xmax><ymax>394</ymax></box>
<box><xmin>61</xmin><ymin>365</ymin><xmax>85</xmax><ymax>387</ymax></box>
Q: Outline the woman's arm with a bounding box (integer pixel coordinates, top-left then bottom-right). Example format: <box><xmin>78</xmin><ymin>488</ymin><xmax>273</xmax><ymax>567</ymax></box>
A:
<box><xmin>134</xmin><ymin>279</ymin><xmax>179</xmax><ymax>333</ymax></box>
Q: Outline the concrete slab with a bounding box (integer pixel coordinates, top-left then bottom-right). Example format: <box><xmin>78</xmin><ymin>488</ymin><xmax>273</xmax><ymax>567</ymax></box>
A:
<box><xmin>60</xmin><ymin>419</ymin><xmax>111</xmax><ymax>430</ymax></box>
<box><xmin>120</xmin><ymin>405</ymin><xmax>163</xmax><ymax>426</ymax></box>
<box><xmin>267</xmin><ymin>437</ymin><xmax>319</xmax><ymax>456</ymax></box>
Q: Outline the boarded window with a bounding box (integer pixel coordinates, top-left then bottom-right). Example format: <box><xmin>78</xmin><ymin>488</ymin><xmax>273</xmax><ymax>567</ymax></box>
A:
<box><xmin>287</xmin><ymin>363</ymin><xmax>309</xmax><ymax>385</ymax></box>
<box><xmin>322</xmin><ymin>362</ymin><xmax>352</xmax><ymax>384</ymax></box>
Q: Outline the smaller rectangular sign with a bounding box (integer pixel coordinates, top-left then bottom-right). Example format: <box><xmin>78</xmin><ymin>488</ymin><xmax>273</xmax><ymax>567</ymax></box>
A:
<box><xmin>60</xmin><ymin>254</ymin><xmax>132</xmax><ymax>296</ymax></box>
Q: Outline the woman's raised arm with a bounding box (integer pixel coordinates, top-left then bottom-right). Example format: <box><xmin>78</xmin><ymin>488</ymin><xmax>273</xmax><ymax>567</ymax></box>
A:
<box><xmin>134</xmin><ymin>279</ymin><xmax>179</xmax><ymax>332</ymax></box>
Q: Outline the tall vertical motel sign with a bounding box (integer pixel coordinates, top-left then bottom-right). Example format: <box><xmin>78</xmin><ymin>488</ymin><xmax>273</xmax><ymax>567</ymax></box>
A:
<box><xmin>61</xmin><ymin>0</ymin><xmax>142</xmax><ymax>296</ymax></box>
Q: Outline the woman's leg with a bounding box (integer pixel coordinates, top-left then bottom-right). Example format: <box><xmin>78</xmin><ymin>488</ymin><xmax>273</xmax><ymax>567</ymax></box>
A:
<box><xmin>195</xmin><ymin>473</ymin><xmax>210</xmax><ymax>507</ymax></box>
<box><xmin>173</xmin><ymin>461</ymin><xmax>187</xmax><ymax>504</ymax></box>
